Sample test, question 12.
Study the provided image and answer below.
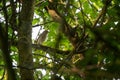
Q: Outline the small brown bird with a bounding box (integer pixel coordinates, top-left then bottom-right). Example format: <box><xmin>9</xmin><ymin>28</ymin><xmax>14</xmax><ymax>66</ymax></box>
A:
<box><xmin>48</xmin><ymin>9</ymin><xmax>62</xmax><ymax>23</ymax></box>
<box><xmin>36</xmin><ymin>30</ymin><xmax>48</xmax><ymax>44</ymax></box>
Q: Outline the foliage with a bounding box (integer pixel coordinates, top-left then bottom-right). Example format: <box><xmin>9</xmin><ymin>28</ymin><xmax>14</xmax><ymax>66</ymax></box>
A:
<box><xmin>0</xmin><ymin>0</ymin><xmax>120</xmax><ymax>80</ymax></box>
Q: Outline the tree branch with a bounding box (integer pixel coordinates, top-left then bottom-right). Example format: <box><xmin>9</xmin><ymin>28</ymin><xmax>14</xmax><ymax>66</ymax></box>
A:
<box><xmin>92</xmin><ymin>0</ymin><xmax>112</xmax><ymax>28</ymax></box>
<box><xmin>45</xmin><ymin>1</ymin><xmax>81</xmax><ymax>49</ymax></box>
<box><xmin>32</xmin><ymin>44</ymin><xmax>70</xmax><ymax>55</ymax></box>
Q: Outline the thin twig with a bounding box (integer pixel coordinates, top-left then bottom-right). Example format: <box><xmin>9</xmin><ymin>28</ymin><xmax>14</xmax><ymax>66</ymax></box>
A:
<box><xmin>32</xmin><ymin>21</ymin><xmax>53</xmax><ymax>27</ymax></box>
<box><xmin>92</xmin><ymin>0</ymin><xmax>112</xmax><ymax>28</ymax></box>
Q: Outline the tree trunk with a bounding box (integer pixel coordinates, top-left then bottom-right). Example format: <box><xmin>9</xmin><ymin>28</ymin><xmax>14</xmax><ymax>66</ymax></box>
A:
<box><xmin>18</xmin><ymin>0</ymin><xmax>35</xmax><ymax>80</ymax></box>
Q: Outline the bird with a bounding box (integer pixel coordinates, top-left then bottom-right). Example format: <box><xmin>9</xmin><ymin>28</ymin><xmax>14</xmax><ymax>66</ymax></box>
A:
<box><xmin>44</xmin><ymin>6</ymin><xmax>63</xmax><ymax>23</ymax></box>
<box><xmin>48</xmin><ymin>9</ymin><xmax>62</xmax><ymax>23</ymax></box>
<box><xmin>35</xmin><ymin>30</ymin><xmax>48</xmax><ymax>44</ymax></box>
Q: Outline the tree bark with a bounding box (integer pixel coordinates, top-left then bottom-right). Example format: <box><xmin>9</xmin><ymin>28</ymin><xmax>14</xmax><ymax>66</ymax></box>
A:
<box><xmin>18</xmin><ymin>0</ymin><xmax>35</xmax><ymax>80</ymax></box>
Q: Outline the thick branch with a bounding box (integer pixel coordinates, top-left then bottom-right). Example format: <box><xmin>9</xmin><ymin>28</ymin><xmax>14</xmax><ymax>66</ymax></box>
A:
<box><xmin>45</xmin><ymin>1</ymin><xmax>80</xmax><ymax>49</ymax></box>
<box><xmin>0</xmin><ymin>0</ymin><xmax>17</xmax><ymax>79</ymax></box>
<box><xmin>32</xmin><ymin>44</ymin><xmax>86</xmax><ymax>55</ymax></box>
<box><xmin>32</xmin><ymin>44</ymin><xmax>70</xmax><ymax>55</ymax></box>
